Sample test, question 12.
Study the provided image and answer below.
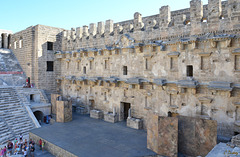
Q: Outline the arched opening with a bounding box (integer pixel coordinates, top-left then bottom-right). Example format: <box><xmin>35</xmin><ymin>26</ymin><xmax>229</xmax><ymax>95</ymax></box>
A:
<box><xmin>33</xmin><ymin>111</ymin><xmax>44</xmax><ymax>124</ymax></box>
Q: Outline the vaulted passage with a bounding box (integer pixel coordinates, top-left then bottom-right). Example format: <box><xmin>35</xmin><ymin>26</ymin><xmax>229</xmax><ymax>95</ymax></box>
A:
<box><xmin>34</xmin><ymin>111</ymin><xmax>44</xmax><ymax>122</ymax></box>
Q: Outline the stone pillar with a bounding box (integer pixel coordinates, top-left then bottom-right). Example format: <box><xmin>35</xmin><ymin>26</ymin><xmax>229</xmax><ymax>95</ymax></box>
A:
<box><xmin>56</xmin><ymin>100</ymin><xmax>72</xmax><ymax>123</ymax></box>
<box><xmin>76</xmin><ymin>27</ymin><xmax>83</xmax><ymax>38</ymax></box>
<box><xmin>190</xmin><ymin>0</ymin><xmax>203</xmax><ymax>22</ymax></box>
<box><xmin>70</xmin><ymin>28</ymin><xmax>76</xmax><ymax>40</ymax></box>
<box><xmin>7</xmin><ymin>34</ymin><xmax>11</xmax><ymax>49</ymax></box>
<box><xmin>0</xmin><ymin>34</ymin><xmax>2</xmax><ymax>48</ymax></box>
<box><xmin>2</xmin><ymin>33</ymin><xmax>8</xmax><ymax>49</ymax></box>
<box><xmin>97</xmin><ymin>21</ymin><xmax>105</xmax><ymax>36</ymax></box>
<box><xmin>133</xmin><ymin>12</ymin><xmax>144</xmax><ymax>31</ymax></box>
<box><xmin>208</xmin><ymin>0</ymin><xmax>222</xmax><ymax>22</ymax></box>
<box><xmin>159</xmin><ymin>6</ymin><xmax>171</xmax><ymax>29</ymax></box>
<box><xmin>128</xmin><ymin>108</ymin><xmax>131</xmax><ymax>118</ymax></box>
<box><xmin>113</xmin><ymin>107</ymin><xmax>116</xmax><ymax>116</ymax></box>
<box><xmin>105</xmin><ymin>20</ymin><xmax>113</xmax><ymax>35</ymax></box>
<box><xmin>89</xmin><ymin>23</ymin><xmax>97</xmax><ymax>36</ymax></box>
<box><xmin>83</xmin><ymin>25</ymin><xmax>89</xmax><ymax>37</ymax></box>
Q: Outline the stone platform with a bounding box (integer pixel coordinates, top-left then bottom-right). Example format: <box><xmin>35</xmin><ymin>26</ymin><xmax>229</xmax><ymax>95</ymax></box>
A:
<box><xmin>30</xmin><ymin>114</ymin><xmax>156</xmax><ymax>157</ymax></box>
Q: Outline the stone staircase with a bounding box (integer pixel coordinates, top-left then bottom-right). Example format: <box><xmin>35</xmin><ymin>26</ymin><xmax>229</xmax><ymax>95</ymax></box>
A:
<box><xmin>0</xmin><ymin>116</ymin><xmax>14</xmax><ymax>144</ymax></box>
<box><xmin>0</xmin><ymin>87</ymin><xmax>36</xmax><ymax>144</ymax></box>
<box><xmin>0</xmin><ymin>48</ymin><xmax>25</xmax><ymax>86</ymax></box>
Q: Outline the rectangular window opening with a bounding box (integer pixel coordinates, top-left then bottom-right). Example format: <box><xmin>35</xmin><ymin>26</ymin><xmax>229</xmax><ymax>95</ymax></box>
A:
<box><xmin>145</xmin><ymin>58</ymin><xmax>148</xmax><ymax>70</ymax></box>
<box><xmin>187</xmin><ymin>65</ymin><xmax>193</xmax><ymax>77</ymax></box>
<box><xmin>123</xmin><ymin>66</ymin><xmax>128</xmax><ymax>75</ymax></box>
<box><xmin>47</xmin><ymin>42</ymin><xmax>53</xmax><ymax>50</ymax></box>
<box><xmin>235</xmin><ymin>55</ymin><xmax>240</xmax><ymax>70</ymax></box>
<box><xmin>47</xmin><ymin>61</ymin><xmax>54</xmax><ymax>71</ymax></box>
<box><xmin>90</xmin><ymin>61</ymin><xmax>93</xmax><ymax>70</ymax></box>
<box><xmin>83</xmin><ymin>66</ymin><xmax>86</xmax><ymax>74</ymax></box>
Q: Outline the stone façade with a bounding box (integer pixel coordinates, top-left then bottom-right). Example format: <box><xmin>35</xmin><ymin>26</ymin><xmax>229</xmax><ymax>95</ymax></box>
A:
<box><xmin>4</xmin><ymin>0</ymin><xmax>240</xmax><ymax>138</ymax></box>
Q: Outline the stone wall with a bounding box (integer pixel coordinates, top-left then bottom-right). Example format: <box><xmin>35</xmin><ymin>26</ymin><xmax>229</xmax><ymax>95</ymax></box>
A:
<box><xmin>29</xmin><ymin>132</ymin><xmax>77</xmax><ymax>157</ymax></box>
<box><xmin>61</xmin><ymin>1</ymin><xmax>238</xmax><ymax>50</ymax></box>
<box><xmin>8</xmin><ymin>0</ymin><xmax>240</xmax><ymax>139</ymax></box>
<box><xmin>56</xmin><ymin>34</ymin><xmax>240</xmax><ymax>137</ymax></box>
<box><xmin>11</xmin><ymin>25</ymin><xmax>63</xmax><ymax>97</ymax></box>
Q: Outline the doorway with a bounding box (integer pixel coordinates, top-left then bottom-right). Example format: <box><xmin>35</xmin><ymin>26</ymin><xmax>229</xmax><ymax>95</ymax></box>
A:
<box><xmin>120</xmin><ymin>102</ymin><xmax>131</xmax><ymax>121</ymax></box>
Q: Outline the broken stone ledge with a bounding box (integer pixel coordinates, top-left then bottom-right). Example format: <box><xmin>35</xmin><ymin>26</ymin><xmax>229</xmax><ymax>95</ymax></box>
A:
<box><xmin>104</xmin><ymin>112</ymin><xmax>118</xmax><ymax>123</ymax></box>
<box><xmin>127</xmin><ymin>117</ymin><xmax>143</xmax><ymax>130</ymax></box>
<box><xmin>90</xmin><ymin>109</ymin><xmax>103</xmax><ymax>119</ymax></box>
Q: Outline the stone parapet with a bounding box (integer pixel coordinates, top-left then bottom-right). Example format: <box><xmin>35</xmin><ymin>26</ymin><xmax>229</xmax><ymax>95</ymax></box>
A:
<box><xmin>29</xmin><ymin>132</ymin><xmax>77</xmax><ymax>157</ymax></box>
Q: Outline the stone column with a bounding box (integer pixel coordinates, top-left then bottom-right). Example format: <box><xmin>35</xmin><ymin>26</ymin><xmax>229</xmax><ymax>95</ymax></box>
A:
<box><xmin>128</xmin><ymin>108</ymin><xmax>131</xmax><ymax>118</ymax></box>
<box><xmin>113</xmin><ymin>107</ymin><xmax>116</xmax><ymax>116</ymax></box>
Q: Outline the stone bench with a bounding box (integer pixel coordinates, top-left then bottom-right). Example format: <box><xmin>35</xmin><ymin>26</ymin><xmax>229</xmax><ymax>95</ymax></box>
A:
<box><xmin>127</xmin><ymin>117</ymin><xmax>143</xmax><ymax>130</ymax></box>
<box><xmin>104</xmin><ymin>112</ymin><xmax>118</xmax><ymax>123</ymax></box>
<box><xmin>90</xmin><ymin>110</ymin><xmax>103</xmax><ymax>119</ymax></box>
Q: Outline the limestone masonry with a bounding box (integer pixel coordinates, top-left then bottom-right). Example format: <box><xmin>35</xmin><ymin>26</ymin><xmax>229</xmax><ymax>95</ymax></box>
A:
<box><xmin>1</xmin><ymin>0</ymin><xmax>240</xmax><ymax>143</ymax></box>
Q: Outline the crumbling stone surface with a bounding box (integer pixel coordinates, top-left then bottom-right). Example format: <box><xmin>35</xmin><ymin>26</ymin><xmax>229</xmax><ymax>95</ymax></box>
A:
<box><xmin>178</xmin><ymin>116</ymin><xmax>217</xmax><ymax>157</ymax></box>
<box><xmin>232</xmin><ymin>134</ymin><xmax>240</xmax><ymax>147</ymax></box>
<box><xmin>147</xmin><ymin>115</ymin><xmax>217</xmax><ymax>157</ymax></box>
<box><xmin>147</xmin><ymin>115</ymin><xmax>178</xmax><ymax>157</ymax></box>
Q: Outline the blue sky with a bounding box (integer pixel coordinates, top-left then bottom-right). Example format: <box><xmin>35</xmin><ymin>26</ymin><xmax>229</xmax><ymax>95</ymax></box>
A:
<box><xmin>1</xmin><ymin>0</ymin><xmax>208</xmax><ymax>33</ymax></box>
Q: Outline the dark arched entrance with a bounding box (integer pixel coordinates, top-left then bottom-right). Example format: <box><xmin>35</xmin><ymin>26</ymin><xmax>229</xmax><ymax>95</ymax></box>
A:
<box><xmin>33</xmin><ymin>111</ymin><xmax>44</xmax><ymax>123</ymax></box>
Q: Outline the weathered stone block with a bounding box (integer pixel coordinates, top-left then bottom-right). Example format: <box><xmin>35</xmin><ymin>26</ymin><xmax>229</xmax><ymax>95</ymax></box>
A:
<box><xmin>178</xmin><ymin>116</ymin><xmax>217</xmax><ymax>157</ymax></box>
<box><xmin>104</xmin><ymin>112</ymin><xmax>118</xmax><ymax>123</ymax></box>
<box><xmin>56</xmin><ymin>100</ymin><xmax>72</xmax><ymax>123</ymax></box>
<box><xmin>147</xmin><ymin>114</ymin><xmax>178</xmax><ymax>157</ymax></box>
<box><xmin>231</xmin><ymin>134</ymin><xmax>240</xmax><ymax>147</ymax></box>
<box><xmin>90</xmin><ymin>109</ymin><xmax>103</xmax><ymax>119</ymax></box>
<box><xmin>127</xmin><ymin>117</ymin><xmax>143</xmax><ymax>129</ymax></box>
<box><xmin>51</xmin><ymin>94</ymin><xmax>61</xmax><ymax>114</ymax></box>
